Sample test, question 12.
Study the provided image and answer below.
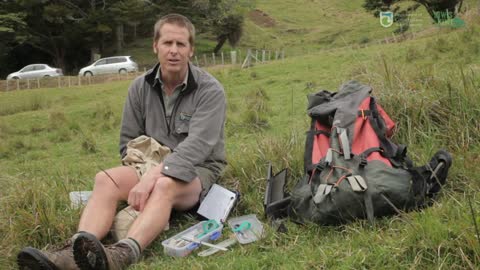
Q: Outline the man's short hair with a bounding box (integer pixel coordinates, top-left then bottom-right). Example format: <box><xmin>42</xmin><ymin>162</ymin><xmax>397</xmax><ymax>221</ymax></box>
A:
<box><xmin>153</xmin><ymin>14</ymin><xmax>195</xmax><ymax>46</ymax></box>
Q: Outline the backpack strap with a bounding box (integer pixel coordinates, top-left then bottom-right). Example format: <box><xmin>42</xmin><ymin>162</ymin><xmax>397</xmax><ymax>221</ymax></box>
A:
<box><xmin>357</xmin><ymin>147</ymin><xmax>383</xmax><ymax>167</ymax></box>
<box><xmin>304</xmin><ymin>119</ymin><xmax>316</xmax><ymax>173</ymax></box>
<box><xmin>337</xmin><ymin>128</ymin><xmax>351</xmax><ymax>160</ymax></box>
<box><xmin>364</xmin><ymin>191</ymin><xmax>375</xmax><ymax>224</ymax></box>
<box><xmin>308</xmin><ymin>130</ymin><xmax>331</xmax><ymax>136</ymax></box>
<box><xmin>367</xmin><ymin>97</ymin><xmax>397</xmax><ymax>158</ymax></box>
<box><xmin>307</xmin><ymin>161</ymin><xmax>328</xmax><ymax>184</ymax></box>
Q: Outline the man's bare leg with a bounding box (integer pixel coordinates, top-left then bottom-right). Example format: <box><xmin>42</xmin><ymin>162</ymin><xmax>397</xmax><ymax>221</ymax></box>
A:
<box><xmin>126</xmin><ymin>176</ymin><xmax>202</xmax><ymax>249</ymax></box>
<box><xmin>77</xmin><ymin>166</ymin><xmax>138</xmax><ymax>239</ymax></box>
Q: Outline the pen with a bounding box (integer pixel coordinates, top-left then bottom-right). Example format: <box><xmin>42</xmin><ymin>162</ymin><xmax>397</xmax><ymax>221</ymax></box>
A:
<box><xmin>180</xmin><ymin>236</ymin><xmax>229</xmax><ymax>251</ymax></box>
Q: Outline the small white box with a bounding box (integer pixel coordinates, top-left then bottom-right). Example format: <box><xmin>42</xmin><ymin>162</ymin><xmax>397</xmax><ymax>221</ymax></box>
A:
<box><xmin>228</xmin><ymin>214</ymin><xmax>264</xmax><ymax>244</ymax></box>
<box><xmin>162</xmin><ymin>221</ymin><xmax>223</xmax><ymax>257</ymax></box>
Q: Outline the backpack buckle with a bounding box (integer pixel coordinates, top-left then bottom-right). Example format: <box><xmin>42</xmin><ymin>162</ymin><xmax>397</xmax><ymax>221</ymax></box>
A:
<box><xmin>316</xmin><ymin>161</ymin><xmax>326</xmax><ymax>171</ymax></box>
<box><xmin>359</xmin><ymin>155</ymin><xmax>368</xmax><ymax>168</ymax></box>
<box><xmin>313</xmin><ymin>184</ymin><xmax>333</xmax><ymax>204</ymax></box>
<box><xmin>346</xmin><ymin>175</ymin><xmax>368</xmax><ymax>192</ymax></box>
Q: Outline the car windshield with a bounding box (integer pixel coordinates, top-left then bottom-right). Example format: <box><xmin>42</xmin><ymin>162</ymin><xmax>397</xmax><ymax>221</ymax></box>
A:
<box><xmin>20</xmin><ymin>66</ymin><xmax>34</xmax><ymax>72</ymax></box>
<box><xmin>95</xmin><ymin>59</ymin><xmax>107</xmax><ymax>66</ymax></box>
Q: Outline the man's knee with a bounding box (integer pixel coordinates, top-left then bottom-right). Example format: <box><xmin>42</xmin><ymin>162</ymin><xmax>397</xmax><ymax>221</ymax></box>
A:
<box><xmin>93</xmin><ymin>170</ymin><xmax>124</xmax><ymax>197</ymax></box>
<box><xmin>151</xmin><ymin>177</ymin><xmax>178</xmax><ymax>200</ymax></box>
<box><xmin>150</xmin><ymin>176</ymin><xmax>201</xmax><ymax>202</ymax></box>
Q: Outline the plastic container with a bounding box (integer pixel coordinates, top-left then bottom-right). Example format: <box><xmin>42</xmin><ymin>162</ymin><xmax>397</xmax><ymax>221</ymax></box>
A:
<box><xmin>162</xmin><ymin>220</ymin><xmax>223</xmax><ymax>257</ymax></box>
<box><xmin>69</xmin><ymin>191</ymin><xmax>92</xmax><ymax>209</ymax></box>
<box><xmin>228</xmin><ymin>214</ymin><xmax>264</xmax><ymax>244</ymax></box>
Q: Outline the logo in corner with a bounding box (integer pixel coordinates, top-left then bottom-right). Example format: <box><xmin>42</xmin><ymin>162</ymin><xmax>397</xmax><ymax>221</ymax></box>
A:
<box><xmin>380</xmin><ymin>11</ymin><xmax>394</xmax><ymax>28</ymax></box>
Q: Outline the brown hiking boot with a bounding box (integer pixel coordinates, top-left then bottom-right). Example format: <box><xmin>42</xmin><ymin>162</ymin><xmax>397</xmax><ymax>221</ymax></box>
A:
<box><xmin>73</xmin><ymin>232</ymin><xmax>137</xmax><ymax>270</ymax></box>
<box><xmin>17</xmin><ymin>240</ymin><xmax>79</xmax><ymax>270</ymax></box>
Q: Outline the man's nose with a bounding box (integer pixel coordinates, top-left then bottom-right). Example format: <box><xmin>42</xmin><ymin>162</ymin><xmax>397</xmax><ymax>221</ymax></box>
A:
<box><xmin>170</xmin><ymin>43</ymin><xmax>178</xmax><ymax>54</ymax></box>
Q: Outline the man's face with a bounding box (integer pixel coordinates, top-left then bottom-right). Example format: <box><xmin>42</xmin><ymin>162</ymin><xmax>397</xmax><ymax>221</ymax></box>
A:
<box><xmin>153</xmin><ymin>23</ymin><xmax>194</xmax><ymax>78</ymax></box>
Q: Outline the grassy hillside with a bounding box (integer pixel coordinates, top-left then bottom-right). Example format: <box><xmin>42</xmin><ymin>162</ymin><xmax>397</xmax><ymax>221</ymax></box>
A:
<box><xmin>126</xmin><ymin>0</ymin><xmax>478</xmax><ymax>68</ymax></box>
<box><xmin>1</xmin><ymin>3</ymin><xmax>480</xmax><ymax>270</ymax></box>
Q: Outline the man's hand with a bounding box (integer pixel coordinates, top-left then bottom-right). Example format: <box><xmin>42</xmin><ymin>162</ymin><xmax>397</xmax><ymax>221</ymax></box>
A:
<box><xmin>128</xmin><ymin>164</ymin><xmax>164</xmax><ymax>212</ymax></box>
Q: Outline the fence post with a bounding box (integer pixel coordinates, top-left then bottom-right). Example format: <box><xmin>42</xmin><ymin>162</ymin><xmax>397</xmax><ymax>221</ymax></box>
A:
<box><xmin>17</xmin><ymin>79</ymin><xmax>20</xmax><ymax>90</ymax></box>
<box><xmin>268</xmin><ymin>50</ymin><xmax>271</xmax><ymax>61</ymax></box>
<box><xmin>221</xmin><ymin>52</ymin><xmax>224</xmax><ymax>65</ymax></box>
<box><xmin>203</xmin><ymin>54</ymin><xmax>207</xmax><ymax>66</ymax></box>
<box><xmin>281</xmin><ymin>50</ymin><xmax>285</xmax><ymax>60</ymax></box>
<box><xmin>230</xmin><ymin>51</ymin><xmax>237</xmax><ymax>65</ymax></box>
<box><xmin>195</xmin><ymin>56</ymin><xmax>199</xmax><ymax>67</ymax></box>
<box><xmin>37</xmin><ymin>78</ymin><xmax>40</xmax><ymax>89</ymax></box>
<box><xmin>27</xmin><ymin>79</ymin><xmax>30</xmax><ymax>89</ymax></box>
<box><xmin>58</xmin><ymin>76</ymin><xmax>61</xmax><ymax>88</ymax></box>
<box><xmin>241</xmin><ymin>49</ymin><xmax>251</xmax><ymax>69</ymax></box>
<box><xmin>255</xmin><ymin>50</ymin><xmax>258</xmax><ymax>64</ymax></box>
<box><xmin>275</xmin><ymin>50</ymin><xmax>279</xmax><ymax>60</ymax></box>
<box><xmin>68</xmin><ymin>77</ymin><xmax>71</xmax><ymax>87</ymax></box>
<box><xmin>78</xmin><ymin>76</ymin><xmax>81</xmax><ymax>86</ymax></box>
<box><xmin>212</xmin><ymin>53</ymin><xmax>216</xmax><ymax>65</ymax></box>
<box><xmin>262</xmin><ymin>50</ymin><xmax>266</xmax><ymax>63</ymax></box>
<box><xmin>6</xmin><ymin>80</ymin><xmax>8</xmax><ymax>91</ymax></box>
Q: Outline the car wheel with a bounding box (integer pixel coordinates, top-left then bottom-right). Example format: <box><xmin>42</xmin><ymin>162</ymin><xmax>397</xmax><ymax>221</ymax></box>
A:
<box><xmin>84</xmin><ymin>71</ymin><xmax>93</xmax><ymax>77</ymax></box>
<box><xmin>12</xmin><ymin>76</ymin><xmax>19</xmax><ymax>80</ymax></box>
<box><xmin>119</xmin><ymin>69</ymin><xmax>127</xmax><ymax>74</ymax></box>
<box><xmin>43</xmin><ymin>75</ymin><xmax>50</xmax><ymax>78</ymax></box>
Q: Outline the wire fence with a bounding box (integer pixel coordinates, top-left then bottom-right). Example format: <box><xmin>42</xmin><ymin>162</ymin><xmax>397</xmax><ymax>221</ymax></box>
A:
<box><xmin>0</xmin><ymin>48</ymin><xmax>286</xmax><ymax>92</ymax></box>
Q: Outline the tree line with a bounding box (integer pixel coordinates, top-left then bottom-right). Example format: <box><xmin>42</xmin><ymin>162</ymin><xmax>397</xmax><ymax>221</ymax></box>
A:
<box><xmin>0</xmin><ymin>0</ymin><xmax>252</xmax><ymax>77</ymax></box>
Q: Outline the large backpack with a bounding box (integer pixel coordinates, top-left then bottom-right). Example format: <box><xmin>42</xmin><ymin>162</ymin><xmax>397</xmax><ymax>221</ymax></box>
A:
<box><xmin>264</xmin><ymin>81</ymin><xmax>452</xmax><ymax>225</ymax></box>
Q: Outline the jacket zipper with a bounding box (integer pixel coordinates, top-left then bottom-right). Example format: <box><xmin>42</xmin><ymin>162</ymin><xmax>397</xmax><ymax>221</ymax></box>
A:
<box><xmin>155</xmin><ymin>83</ymin><xmax>170</xmax><ymax>134</ymax></box>
<box><xmin>169</xmin><ymin>91</ymin><xmax>185</xmax><ymax>136</ymax></box>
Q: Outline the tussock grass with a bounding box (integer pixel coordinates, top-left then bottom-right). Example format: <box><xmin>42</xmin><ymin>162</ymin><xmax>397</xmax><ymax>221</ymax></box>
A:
<box><xmin>241</xmin><ymin>88</ymin><xmax>271</xmax><ymax>131</ymax></box>
<box><xmin>80</xmin><ymin>129</ymin><xmax>98</xmax><ymax>153</ymax></box>
<box><xmin>48</xmin><ymin>111</ymin><xmax>67</xmax><ymax>130</ymax></box>
<box><xmin>0</xmin><ymin>175</ymin><xmax>79</xmax><ymax>260</ymax></box>
<box><xmin>0</xmin><ymin>93</ymin><xmax>50</xmax><ymax>116</ymax></box>
<box><xmin>92</xmin><ymin>103</ymin><xmax>120</xmax><ymax>131</ymax></box>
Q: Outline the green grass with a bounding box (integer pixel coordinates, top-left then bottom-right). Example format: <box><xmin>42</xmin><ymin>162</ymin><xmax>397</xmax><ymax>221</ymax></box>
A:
<box><xmin>2</xmin><ymin>2</ymin><xmax>480</xmax><ymax>269</ymax></box>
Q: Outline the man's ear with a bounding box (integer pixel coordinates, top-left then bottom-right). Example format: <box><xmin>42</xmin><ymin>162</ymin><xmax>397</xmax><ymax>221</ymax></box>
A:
<box><xmin>153</xmin><ymin>42</ymin><xmax>157</xmax><ymax>54</ymax></box>
<box><xmin>189</xmin><ymin>47</ymin><xmax>194</xmax><ymax>58</ymax></box>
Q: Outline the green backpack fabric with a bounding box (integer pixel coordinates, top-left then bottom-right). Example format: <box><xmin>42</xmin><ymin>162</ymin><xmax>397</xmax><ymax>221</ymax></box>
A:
<box><xmin>265</xmin><ymin>81</ymin><xmax>453</xmax><ymax>225</ymax></box>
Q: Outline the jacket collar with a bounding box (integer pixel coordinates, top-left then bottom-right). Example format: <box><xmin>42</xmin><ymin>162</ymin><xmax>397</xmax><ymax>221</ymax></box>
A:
<box><xmin>145</xmin><ymin>62</ymin><xmax>197</xmax><ymax>94</ymax></box>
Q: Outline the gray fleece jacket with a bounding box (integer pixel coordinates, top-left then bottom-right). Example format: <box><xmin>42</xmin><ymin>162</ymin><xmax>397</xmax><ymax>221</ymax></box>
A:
<box><xmin>119</xmin><ymin>63</ymin><xmax>226</xmax><ymax>182</ymax></box>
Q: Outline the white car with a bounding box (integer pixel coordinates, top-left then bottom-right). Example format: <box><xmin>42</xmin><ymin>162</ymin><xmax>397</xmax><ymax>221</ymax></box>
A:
<box><xmin>7</xmin><ymin>64</ymin><xmax>63</xmax><ymax>80</ymax></box>
<box><xmin>78</xmin><ymin>56</ymin><xmax>138</xmax><ymax>76</ymax></box>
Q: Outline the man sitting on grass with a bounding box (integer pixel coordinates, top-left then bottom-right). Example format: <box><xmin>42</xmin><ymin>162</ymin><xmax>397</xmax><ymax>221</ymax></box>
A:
<box><xmin>17</xmin><ymin>13</ymin><xmax>227</xmax><ymax>270</ymax></box>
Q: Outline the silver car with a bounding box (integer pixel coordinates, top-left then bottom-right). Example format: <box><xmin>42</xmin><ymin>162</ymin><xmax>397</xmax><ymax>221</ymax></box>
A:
<box><xmin>7</xmin><ymin>64</ymin><xmax>63</xmax><ymax>80</ymax></box>
<box><xmin>78</xmin><ymin>56</ymin><xmax>138</xmax><ymax>76</ymax></box>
